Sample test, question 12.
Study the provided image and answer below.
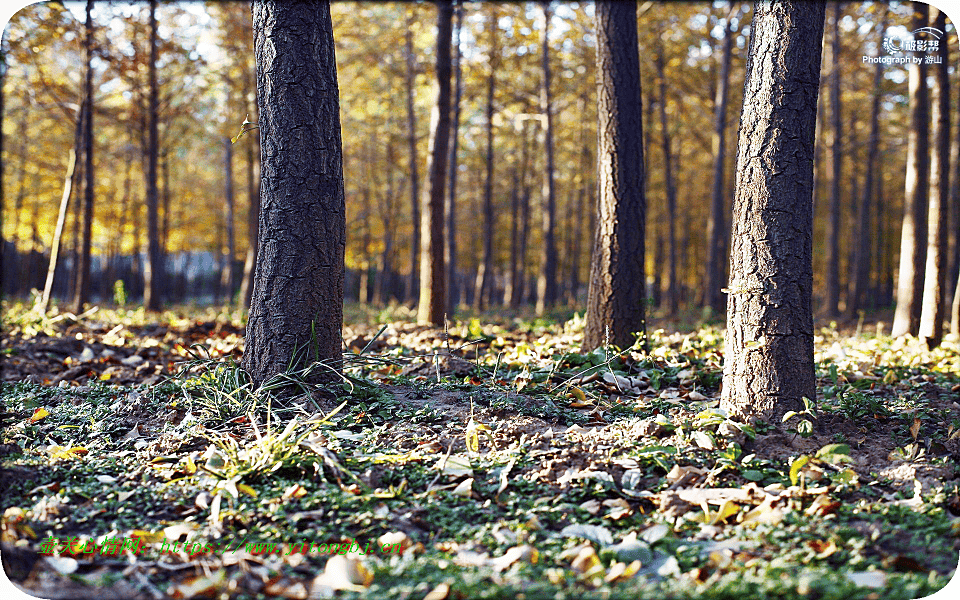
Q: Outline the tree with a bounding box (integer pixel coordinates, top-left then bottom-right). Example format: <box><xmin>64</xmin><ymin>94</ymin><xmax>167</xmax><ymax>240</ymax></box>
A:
<box><xmin>445</xmin><ymin>0</ymin><xmax>463</xmax><ymax>313</ymax></box>
<box><xmin>143</xmin><ymin>0</ymin><xmax>162</xmax><ymax>311</ymax></box>
<box><xmin>405</xmin><ymin>10</ymin><xmax>421</xmax><ymax>303</ymax></box>
<box><xmin>535</xmin><ymin>0</ymin><xmax>558</xmax><ymax>315</ymax></box>
<box><xmin>243</xmin><ymin>0</ymin><xmax>346</xmax><ymax>388</ymax></box>
<box><xmin>474</xmin><ymin>6</ymin><xmax>499</xmax><ymax>310</ymax></box>
<box><xmin>891</xmin><ymin>4</ymin><xmax>930</xmax><ymax>338</ymax></box>
<box><xmin>823</xmin><ymin>1</ymin><xmax>842</xmax><ymax>317</ymax></box>
<box><xmin>221</xmin><ymin>135</ymin><xmax>236</xmax><ymax>303</ymax></box>
<box><xmin>918</xmin><ymin>7</ymin><xmax>950</xmax><ymax>348</ymax></box>
<box><xmin>849</xmin><ymin>5</ymin><xmax>887</xmax><ymax>317</ymax></box>
<box><xmin>721</xmin><ymin>1</ymin><xmax>824</xmax><ymax>422</ymax></box>
<box><xmin>654</xmin><ymin>37</ymin><xmax>678</xmax><ymax>314</ymax></box>
<box><xmin>583</xmin><ymin>0</ymin><xmax>645</xmax><ymax>350</ymax></box>
<box><xmin>705</xmin><ymin>4</ymin><xmax>736</xmax><ymax>315</ymax></box>
<box><xmin>416</xmin><ymin>0</ymin><xmax>453</xmax><ymax>325</ymax></box>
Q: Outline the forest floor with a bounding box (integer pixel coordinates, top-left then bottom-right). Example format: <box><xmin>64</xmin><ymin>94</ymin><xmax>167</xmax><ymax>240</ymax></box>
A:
<box><xmin>1</xmin><ymin>301</ymin><xmax>959</xmax><ymax>600</ymax></box>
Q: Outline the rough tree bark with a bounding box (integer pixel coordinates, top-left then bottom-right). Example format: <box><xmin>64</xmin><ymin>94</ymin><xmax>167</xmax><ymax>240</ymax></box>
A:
<box><xmin>143</xmin><ymin>0</ymin><xmax>162</xmax><ymax>311</ymax></box>
<box><xmin>919</xmin><ymin>7</ymin><xmax>950</xmax><ymax>348</ymax></box>
<box><xmin>721</xmin><ymin>1</ymin><xmax>824</xmax><ymax>423</ymax></box>
<box><xmin>891</xmin><ymin>4</ymin><xmax>930</xmax><ymax>338</ymax></box>
<box><xmin>416</xmin><ymin>0</ymin><xmax>453</xmax><ymax>325</ymax></box>
<box><xmin>535</xmin><ymin>0</ymin><xmax>558</xmax><ymax>315</ymax></box>
<box><xmin>244</xmin><ymin>0</ymin><xmax>346</xmax><ymax>387</ymax></box>
<box><xmin>583</xmin><ymin>0</ymin><xmax>645</xmax><ymax>351</ymax></box>
<box><xmin>705</xmin><ymin>5</ymin><xmax>736</xmax><ymax>315</ymax></box>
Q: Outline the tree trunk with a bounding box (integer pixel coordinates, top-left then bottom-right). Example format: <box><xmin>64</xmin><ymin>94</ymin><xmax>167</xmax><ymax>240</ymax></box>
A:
<box><xmin>655</xmin><ymin>40</ymin><xmax>678</xmax><ymax>315</ymax></box>
<box><xmin>850</xmin><ymin>7</ymin><xmax>887</xmax><ymax>317</ymax></box>
<box><xmin>721</xmin><ymin>1</ymin><xmax>824</xmax><ymax>423</ymax></box>
<box><xmin>72</xmin><ymin>0</ymin><xmax>96</xmax><ymax>313</ymax></box>
<box><xmin>509</xmin><ymin>123</ymin><xmax>531</xmax><ymax>308</ymax></box>
<box><xmin>891</xmin><ymin>4</ymin><xmax>930</xmax><ymax>338</ymax></box>
<box><xmin>950</xmin><ymin>69</ymin><xmax>960</xmax><ymax>337</ymax></box>
<box><xmin>705</xmin><ymin>6</ymin><xmax>735</xmax><ymax>315</ymax></box>
<box><xmin>416</xmin><ymin>0</ymin><xmax>453</xmax><ymax>325</ymax></box>
<box><xmin>474</xmin><ymin>7</ymin><xmax>498</xmax><ymax>310</ymax></box>
<box><xmin>583</xmin><ymin>0</ymin><xmax>645</xmax><ymax>351</ymax></box>
<box><xmin>919</xmin><ymin>7</ymin><xmax>950</xmax><ymax>348</ymax></box>
<box><xmin>405</xmin><ymin>11</ymin><xmax>421</xmax><ymax>304</ymax></box>
<box><xmin>445</xmin><ymin>0</ymin><xmax>463</xmax><ymax>313</ymax></box>
<box><xmin>505</xmin><ymin>165</ymin><xmax>520</xmax><ymax>306</ymax></box>
<box><xmin>221</xmin><ymin>136</ymin><xmax>236</xmax><ymax>304</ymax></box>
<box><xmin>0</xmin><ymin>41</ymin><xmax>4</xmax><ymax>298</ymax></box>
<box><xmin>535</xmin><ymin>0</ymin><xmax>558</xmax><ymax>315</ymax></box>
<box><xmin>824</xmin><ymin>1</ymin><xmax>842</xmax><ymax>317</ymax></box>
<box><xmin>143</xmin><ymin>0</ymin><xmax>162</xmax><ymax>311</ymax></box>
<box><xmin>244</xmin><ymin>0</ymin><xmax>346</xmax><ymax>388</ymax></box>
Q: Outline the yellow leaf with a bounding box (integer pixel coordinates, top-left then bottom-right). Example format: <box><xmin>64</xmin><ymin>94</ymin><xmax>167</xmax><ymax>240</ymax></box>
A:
<box><xmin>237</xmin><ymin>483</ymin><xmax>258</xmax><ymax>498</ymax></box>
<box><xmin>465</xmin><ymin>418</ymin><xmax>492</xmax><ymax>454</ymax></box>
<box><xmin>30</xmin><ymin>407</ymin><xmax>50</xmax><ymax>422</ymax></box>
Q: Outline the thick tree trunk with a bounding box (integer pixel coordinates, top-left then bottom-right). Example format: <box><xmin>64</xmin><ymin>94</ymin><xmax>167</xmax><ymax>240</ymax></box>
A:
<box><xmin>535</xmin><ymin>0</ymin><xmax>558</xmax><ymax>315</ymax></box>
<box><xmin>445</xmin><ymin>0</ymin><xmax>463</xmax><ymax>313</ymax></box>
<box><xmin>405</xmin><ymin>12</ymin><xmax>421</xmax><ymax>304</ymax></box>
<box><xmin>721</xmin><ymin>1</ymin><xmax>824</xmax><ymax>423</ymax></box>
<box><xmin>850</xmin><ymin>7</ymin><xmax>886</xmax><ymax>317</ymax></box>
<box><xmin>655</xmin><ymin>41</ymin><xmax>678</xmax><ymax>315</ymax></box>
<box><xmin>919</xmin><ymin>8</ymin><xmax>950</xmax><ymax>348</ymax></box>
<box><xmin>583</xmin><ymin>0</ymin><xmax>645</xmax><ymax>351</ymax></box>
<box><xmin>244</xmin><ymin>0</ymin><xmax>346</xmax><ymax>387</ymax></box>
<box><xmin>892</xmin><ymin>4</ymin><xmax>930</xmax><ymax>337</ymax></box>
<box><xmin>221</xmin><ymin>136</ymin><xmax>236</xmax><ymax>303</ymax></box>
<box><xmin>824</xmin><ymin>1</ymin><xmax>842</xmax><ymax>317</ymax></box>
<box><xmin>143</xmin><ymin>0</ymin><xmax>162</xmax><ymax>311</ymax></box>
<box><xmin>73</xmin><ymin>0</ymin><xmax>95</xmax><ymax>313</ymax></box>
<box><xmin>705</xmin><ymin>6</ymin><xmax>735</xmax><ymax>315</ymax></box>
<box><xmin>416</xmin><ymin>0</ymin><xmax>453</xmax><ymax>325</ymax></box>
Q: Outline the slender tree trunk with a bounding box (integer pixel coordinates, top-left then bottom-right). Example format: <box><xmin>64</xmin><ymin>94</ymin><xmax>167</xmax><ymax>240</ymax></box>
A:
<box><xmin>705</xmin><ymin>6</ymin><xmax>735</xmax><ymax>315</ymax></box>
<box><xmin>0</xmin><ymin>42</ymin><xmax>5</xmax><ymax>298</ymax></box>
<box><xmin>505</xmin><ymin>165</ymin><xmax>520</xmax><ymax>306</ymax></box>
<box><xmin>445</xmin><ymin>0</ymin><xmax>463</xmax><ymax>313</ymax></box>
<box><xmin>850</xmin><ymin>7</ymin><xmax>887</xmax><ymax>317</ymax></box>
<box><xmin>220</xmin><ymin>136</ymin><xmax>236</xmax><ymax>303</ymax></box>
<box><xmin>919</xmin><ymin>8</ymin><xmax>950</xmax><ymax>348</ymax></box>
<box><xmin>950</xmin><ymin>71</ymin><xmax>960</xmax><ymax>337</ymax></box>
<box><xmin>72</xmin><ymin>0</ymin><xmax>96</xmax><ymax>312</ymax></box>
<box><xmin>474</xmin><ymin>7</ymin><xmax>498</xmax><ymax>310</ymax></box>
<box><xmin>416</xmin><ymin>0</ymin><xmax>453</xmax><ymax>325</ymax></box>
<box><xmin>40</xmin><ymin>151</ymin><xmax>79</xmax><ymax>314</ymax></box>
<box><xmin>244</xmin><ymin>0</ymin><xmax>345</xmax><ymax>387</ymax></box>
<box><xmin>509</xmin><ymin>123</ymin><xmax>531</xmax><ymax>308</ymax></box>
<box><xmin>824</xmin><ymin>1</ymin><xmax>842</xmax><ymax>317</ymax></box>
<box><xmin>655</xmin><ymin>41</ymin><xmax>678</xmax><ymax>315</ymax></box>
<box><xmin>405</xmin><ymin>11</ymin><xmax>421</xmax><ymax>304</ymax></box>
<box><xmin>143</xmin><ymin>0</ymin><xmax>162</xmax><ymax>311</ymax></box>
<box><xmin>892</xmin><ymin>4</ymin><xmax>930</xmax><ymax>337</ymax></box>
<box><xmin>583</xmin><ymin>0</ymin><xmax>645</xmax><ymax>350</ymax></box>
<box><xmin>535</xmin><ymin>0</ymin><xmax>558</xmax><ymax>315</ymax></box>
<box><xmin>721</xmin><ymin>1</ymin><xmax>824</xmax><ymax>423</ymax></box>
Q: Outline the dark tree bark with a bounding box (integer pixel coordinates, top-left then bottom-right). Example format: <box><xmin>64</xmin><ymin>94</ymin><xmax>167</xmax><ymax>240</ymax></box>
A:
<box><xmin>850</xmin><ymin>6</ymin><xmax>887</xmax><ymax>317</ymax></box>
<box><xmin>244</xmin><ymin>0</ymin><xmax>346</xmax><ymax>387</ymax></box>
<box><xmin>405</xmin><ymin>11</ymin><xmax>421</xmax><ymax>304</ymax></box>
<box><xmin>892</xmin><ymin>4</ymin><xmax>930</xmax><ymax>338</ymax></box>
<box><xmin>535</xmin><ymin>0</ymin><xmax>558</xmax><ymax>315</ymax></box>
<box><xmin>583</xmin><ymin>0</ymin><xmax>645</xmax><ymax>351</ymax></box>
<box><xmin>445</xmin><ymin>0</ymin><xmax>463</xmax><ymax>313</ymax></box>
<box><xmin>143</xmin><ymin>0</ymin><xmax>162</xmax><ymax>311</ymax></box>
<box><xmin>416</xmin><ymin>0</ymin><xmax>453</xmax><ymax>325</ymax></box>
<box><xmin>72</xmin><ymin>0</ymin><xmax>96</xmax><ymax>313</ymax></box>
<box><xmin>823</xmin><ymin>1</ymin><xmax>842</xmax><ymax>317</ymax></box>
<box><xmin>474</xmin><ymin>6</ymin><xmax>498</xmax><ymax>310</ymax></box>
<box><xmin>654</xmin><ymin>40</ymin><xmax>678</xmax><ymax>315</ymax></box>
<box><xmin>721</xmin><ymin>1</ymin><xmax>824</xmax><ymax>423</ymax></box>
<box><xmin>919</xmin><ymin>8</ymin><xmax>950</xmax><ymax>348</ymax></box>
<box><xmin>705</xmin><ymin>5</ymin><xmax>736</xmax><ymax>315</ymax></box>
<box><xmin>951</xmin><ymin>70</ymin><xmax>960</xmax><ymax>338</ymax></box>
<box><xmin>221</xmin><ymin>136</ymin><xmax>236</xmax><ymax>303</ymax></box>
